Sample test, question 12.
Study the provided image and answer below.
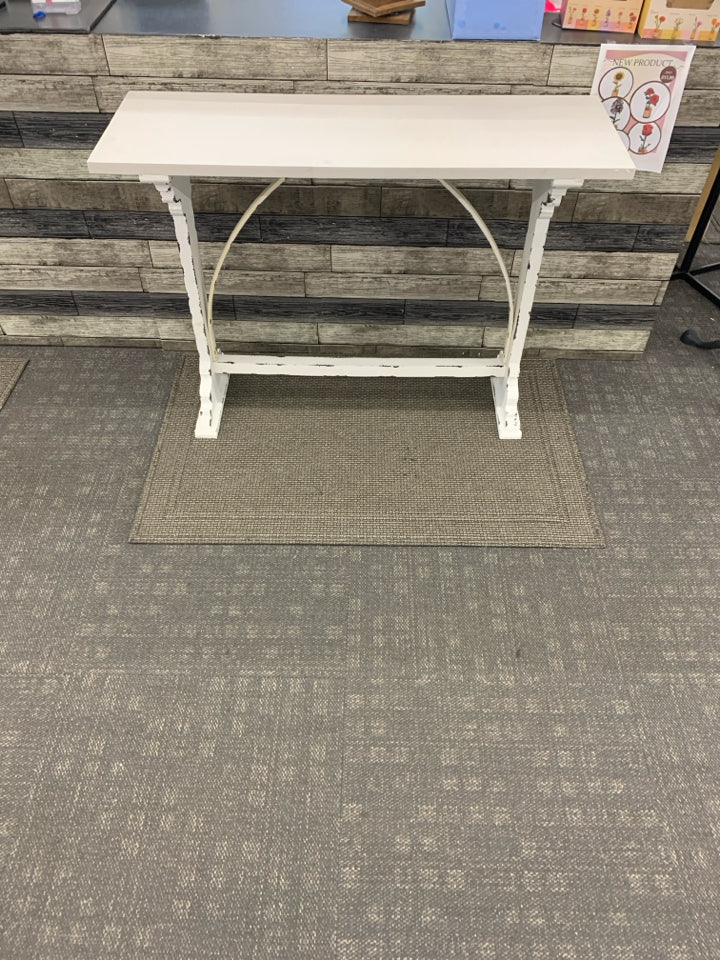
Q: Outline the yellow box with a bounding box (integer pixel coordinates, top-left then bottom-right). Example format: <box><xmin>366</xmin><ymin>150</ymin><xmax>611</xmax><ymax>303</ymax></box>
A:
<box><xmin>560</xmin><ymin>1</ymin><xmax>645</xmax><ymax>32</ymax></box>
<box><xmin>636</xmin><ymin>0</ymin><xmax>720</xmax><ymax>39</ymax></box>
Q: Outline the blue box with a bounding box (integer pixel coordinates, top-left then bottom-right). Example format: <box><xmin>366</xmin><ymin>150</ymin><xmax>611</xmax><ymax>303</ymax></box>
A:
<box><xmin>445</xmin><ymin>0</ymin><xmax>545</xmax><ymax>39</ymax></box>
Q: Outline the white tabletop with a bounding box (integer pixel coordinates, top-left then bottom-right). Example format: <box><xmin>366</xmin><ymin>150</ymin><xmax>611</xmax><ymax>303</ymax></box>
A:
<box><xmin>87</xmin><ymin>91</ymin><xmax>635</xmax><ymax>182</ymax></box>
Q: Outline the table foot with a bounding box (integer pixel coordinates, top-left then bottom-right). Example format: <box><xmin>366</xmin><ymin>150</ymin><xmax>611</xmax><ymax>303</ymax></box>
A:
<box><xmin>194</xmin><ymin>370</ymin><xmax>230</xmax><ymax>439</ymax></box>
<box><xmin>491</xmin><ymin>375</ymin><xmax>522</xmax><ymax>440</ymax></box>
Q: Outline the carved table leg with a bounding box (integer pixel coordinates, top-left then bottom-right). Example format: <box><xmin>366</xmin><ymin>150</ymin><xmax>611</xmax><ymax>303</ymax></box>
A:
<box><xmin>491</xmin><ymin>179</ymin><xmax>581</xmax><ymax>439</ymax></box>
<box><xmin>143</xmin><ymin>175</ymin><xmax>229</xmax><ymax>438</ymax></box>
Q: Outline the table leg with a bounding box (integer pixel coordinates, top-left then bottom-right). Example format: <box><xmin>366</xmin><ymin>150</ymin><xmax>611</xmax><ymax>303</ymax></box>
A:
<box><xmin>143</xmin><ymin>175</ymin><xmax>229</xmax><ymax>439</ymax></box>
<box><xmin>491</xmin><ymin>179</ymin><xmax>580</xmax><ymax>439</ymax></box>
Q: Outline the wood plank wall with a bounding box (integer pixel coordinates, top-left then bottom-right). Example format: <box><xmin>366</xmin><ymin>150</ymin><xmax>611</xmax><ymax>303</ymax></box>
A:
<box><xmin>1</xmin><ymin>33</ymin><xmax>718</xmax><ymax>357</ymax></box>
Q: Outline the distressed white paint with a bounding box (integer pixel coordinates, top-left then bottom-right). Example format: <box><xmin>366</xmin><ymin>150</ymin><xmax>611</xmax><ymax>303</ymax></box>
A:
<box><xmin>91</xmin><ymin>93</ymin><xmax>635</xmax><ymax>440</ymax></box>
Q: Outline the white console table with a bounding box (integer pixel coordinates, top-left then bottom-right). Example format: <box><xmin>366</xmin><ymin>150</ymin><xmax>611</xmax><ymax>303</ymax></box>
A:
<box><xmin>88</xmin><ymin>92</ymin><xmax>634</xmax><ymax>439</ymax></box>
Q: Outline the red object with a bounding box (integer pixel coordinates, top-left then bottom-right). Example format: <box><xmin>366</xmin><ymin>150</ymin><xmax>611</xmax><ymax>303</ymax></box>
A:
<box><xmin>544</xmin><ymin>1</ymin><xmax>560</xmax><ymax>9</ymax></box>
<box><xmin>642</xmin><ymin>124</ymin><xmax>654</xmax><ymax>136</ymax></box>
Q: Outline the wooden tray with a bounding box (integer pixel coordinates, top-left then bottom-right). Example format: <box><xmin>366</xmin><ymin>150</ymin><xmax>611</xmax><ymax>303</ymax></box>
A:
<box><xmin>348</xmin><ymin>8</ymin><xmax>414</xmax><ymax>23</ymax></box>
<box><xmin>341</xmin><ymin>0</ymin><xmax>425</xmax><ymax>16</ymax></box>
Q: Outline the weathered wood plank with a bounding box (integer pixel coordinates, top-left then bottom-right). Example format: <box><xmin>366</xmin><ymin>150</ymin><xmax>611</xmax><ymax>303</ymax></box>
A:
<box><xmin>327</xmin><ymin>40</ymin><xmax>551</xmax><ymax>84</ymax></box>
<box><xmin>74</xmin><ymin>291</ymin><xmax>235</xmax><ymax>320</ymax></box>
<box><xmin>193</xmin><ymin>183</ymin><xmax>381</xmax><ymax>217</ymax></box>
<box><xmin>0</xmin><ymin>332</ymin><xmax>64</xmax><ymax>344</ymax></box>
<box><xmin>677</xmin><ymin>90</ymin><xmax>720</xmax><ymax>127</ymax></box>
<box><xmin>318</xmin><ymin>321</ymin><xmax>485</xmax><ymax>347</ymax></box>
<box><xmin>514</xmin><ymin>164</ymin><xmax>710</xmax><ymax>195</ymax></box>
<box><xmin>306</xmin><ymin>273</ymin><xmax>482</xmax><ymax>300</ymax></box>
<box><xmin>6</xmin><ymin>179</ymin><xmax>164</xmax><ymax>211</ymax></box>
<box><xmin>510</xmin><ymin>250</ymin><xmax>680</xmax><ymax>281</ymax></box>
<box><xmin>666</xmin><ymin>127</ymin><xmax>720</xmax><ymax>164</ymax></box>
<box><xmin>575</xmin><ymin>304</ymin><xmax>657</xmax><ymax>326</ymax></box>
<box><xmin>482</xmin><ymin>276</ymin><xmax>662</xmax><ymax>304</ymax></box>
<box><xmin>633</xmin><ymin>224</ymin><xmax>687</xmax><ymax>251</ymax></box>
<box><xmin>0</xmin><ymin>208</ymin><xmax>90</xmax><ymax>238</ymax></box>
<box><xmin>0</xmin><ymin>180</ymin><xmax>10</xmax><ymax>208</ymax></box>
<box><xmin>484</xmin><ymin>326</ymin><xmax>650</xmax><ymax>351</ymax></box>
<box><xmin>381</xmin><ymin>187</ymin><xmax>577</xmax><ymax>221</ymax></box>
<box><xmin>293</xmin><ymin>81</ymin><xmax>512</xmax><ymax>95</ymax></box>
<box><xmin>404</xmin><ymin>299</ymin><xmax>577</xmax><ymax>326</ymax></box>
<box><xmin>149</xmin><ymin>241</ymin><xmax>329</xmax><ymax>271</ymax></box>
<box><xmin>0</xmin><ymin>75</ymin><xmax>99</xmax><ymax>113</ymax></box>
<box><xmin>15</xmin><ymin>113</ymin><xmax>111</xmax><ymax>150</ymax></box>
<box><xmin>84</xmin><ymin>210</ymin><xmax>262</xmax><ymax>242</ymax></box>
<box><xmin>0</xmin><ymin>266</ymin><xmax>143</xmax><ymax>292</ymax></box>
<box><xmin>0</xmin><ymin>237</ymin><xmax>150</xmax><ymax>267</ymax></box>
<box><xmin>0</xmin><ymin>35</ymin><xmax>108</xmax><ymax>76</ymax></box>
<box><xmin>547</xmin><ymin>46</ymin><xmax>597</xmax><ymax>87</ymax></box>
<box><xmin>686</xmin><ymin>48</ymin><xmax>720</xmax><ymax>89</ymax></box>
<box><xmin>93</xmin><ymin>76</ymin><xmax>294</xmax><ymax>112</ymax></box>
<box><xmin>233</xmin><ymin>295</ymin><xmax>404</xmax><ymax>322</ymax></box>
<box><xmin>573</xmin><ymin>193</ymin><xmax>699</xmax><ymax>224</ymax></box>
<box><xmin>157</xmin><ymin>318</ymin><xmax>318</xmax><ymax>344</ymax></box>
<box><xmin>0</xmin><ymin>291</ymin><xmax>77</xmax><ymax>315</ymax></box>
<box><xmin>141</xmin><ymin>268</ymin><xmax>306</xmax><ymax>297</ymax></box>
<box><xmin>260</xmin><ymin>215</ymin><xmax>448</xmax><ymax>246</ymax></box>
<box><xmin>0</xmin><ymin>113</ymin><xmax>22</xmax><ymax>147</ymax></box>
<box><xmin>0</xmin><ymin>315</ymin><xmax>157</xmax><ymax>338</ymax></box>
<box><xmin>102</xmin><ymin>36</ymin><xmax>326</xmax><ymax>80</ymax></box>
<box><xmin>331</xmin><ymin>245</ymin><xmax>513</xmax><ymax>275</ymax></box>
<box><xmin>61</xmin><ymin>336</ymin><xmax>161</xmax><ymax>348</ymax></box>
<box><xmin>654</xmin><ymin>281</ymin><xmax>670</xmax><ymax>305</ymax></box>
<box><xmin>0</xmin><ymin>148</ymin><xmax>134</xmax><ymax>181</ymax></box>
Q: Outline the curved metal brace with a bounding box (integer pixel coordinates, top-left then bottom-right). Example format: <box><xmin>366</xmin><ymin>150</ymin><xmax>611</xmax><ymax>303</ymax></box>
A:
<box><xmin>207</xmin><ymin>176</ymin><xmax>287</xmax><ymax>330</ymax></box>
<box><xmin>438</xmin><ymin>178</ymin><xmax>515</xmax><ymax>348</ymax></box>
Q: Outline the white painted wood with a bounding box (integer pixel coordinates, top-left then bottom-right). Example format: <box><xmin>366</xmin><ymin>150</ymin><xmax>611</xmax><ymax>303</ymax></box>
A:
<box><xmin>214</xmin><ymin>354</ymin><xmax>505</xmax><ymax>378</ymax></box>
<box><xmin>88</xmin><ymin>92</ymin><xmax>636</xmax><ymax>181</ymax></box>
<box><xmin>89</xmin><ymin>93</ymin><xmax>635</xmax><ymax>441</ymax></box>
<box><xmin>147</xmin><ymin>176</ymin><xmax>228</xmax><ymax>439</ymax></box>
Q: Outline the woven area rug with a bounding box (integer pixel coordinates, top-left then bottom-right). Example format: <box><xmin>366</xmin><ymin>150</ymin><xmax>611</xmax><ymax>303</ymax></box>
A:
<box><xmin>0</xmin><ymin>358</ymin><xmax>27</xmax><ymax>410</ymax></box>
<box><xmin>131</xmin><ymin>357</ymin><xmax>604</xmax><ymax>547</ymax></box>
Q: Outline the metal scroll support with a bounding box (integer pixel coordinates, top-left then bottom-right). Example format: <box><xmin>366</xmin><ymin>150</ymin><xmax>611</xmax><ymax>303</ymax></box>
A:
<box><xmin>439</xmin><ymin>178</ymin><xmax>580</xmax><ymax>438</ymax></box>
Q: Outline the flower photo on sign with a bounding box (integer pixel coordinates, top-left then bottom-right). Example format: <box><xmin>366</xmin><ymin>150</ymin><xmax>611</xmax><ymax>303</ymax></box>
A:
<box><xmin>591</xmin><ymin>44</ymin><xmax>695</xmax><ymax>173</ymax></box>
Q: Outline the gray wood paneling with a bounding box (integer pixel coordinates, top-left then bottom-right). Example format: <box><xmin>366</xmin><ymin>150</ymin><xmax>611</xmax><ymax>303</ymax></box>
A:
<box><xmin>293</xmin><ymin>81</ymin><xmax>512</xmax><ymax>95</ymax></box>
<box><xmin>140</xmin><ymin>268</ymin><xmax>306</xmax><ymax>297</ymax></box>
<box><xmin>0</xmin><ymin>291</ymin><xmax>77</xmax><ymax>315</ymax></box>
<box><xmin>102</xmin><ymin>36</ymin><xmax>326</xmax><ymax>80</ymax></box>
<box><xmin>381</xmin><ymin>187</ymin><xmax>577</xmax><ymax>221</ymax></box>
<box><xmin>686</xmin><ymin>48</ymin><xmax>720</xmax><ymax>88</ymax></box>
<box><xmin>482</xmin><ymin>277</ymin><xmax>662</xmax><ymax>305</ymax></box>
<box><xmin>0</xmin><ymin>76</ymin><xmax>100</xmax><ymax>113</ymax></box>
<box><xmin>0</xmin><ymin>315</ymin><xmax>157</xmax><ymax>338</ymax></box>
<box><xmin>149</xmin><ymin>241</ymin><xmax>330</xmax><ymax>271</ymax></box>
<box><xmin>516</xmin><ymin>164</ymin><xmax>710</xmax><ymax>195</ymax></box>
<box><xmin>84</xmin><ymin>211</ymin><xmax>262</xmax><ymax>242</ymax></box>
<box><xmin>484</xmin><ymin>326</ymin><xmax>650</xmax><ymax>351</ymax></box>
<box><xmin>547</xmin><ymin>46</ymin><xmax>596</xmax><ymax>87</ymax></box>
<box><xmin>327</xmin><ymin>40</ymin><xmax>551</xmax><ymax>84</ymax></box>
<box><xmin>216</xmin><ymin>320</ymin><xmax>319</xmax><ymax>343</ymax></box>
<box><xmin>448</xmin><ymin>219</ymin><xmax>642</xmax><ymax>251</ymax></box>
<box><xmin>318</xmin><ymin>321</ymin><xmax>486</xmax><ymax>347</ymax></box>
<box><xmin>15</xmin><ymin>113</ymin><xmax>111</xmax><ymax>150</ymax></box>
<box><xmin>0</xmin><ymin>266</ymin><xmax>143</xmax><ymax>292</ymax></box>
<box><xmin>260</xmin><ymin>215</ymin><xmax>448</xmax><ymax>246</ymax></box>
<box><xmin>233</xmin><ymin>295</ymin><xmax>404</xmax><ymax>322</ymax></box>
<box><xmin>0</xmin><ymin>113</ymin><xmax>22</xmax><ymax>148</ymax></box>
<box><xmin>0</xmin><ymin>237</ymin><xmax>150</xmax><ymax>267</ymax></box>
<box><xmin>666</xmin><ymin>127</ymin><xmax>720</xmax><ymax>164</ymax></box>
<box><xmin>633</xmin><ymin>224</ymin><xmax>688</xmax><ymax>251</ymax></box>
<box><xmin>193</xmin><ymin>183</ymin><xmax>381</xmax><ymax>217</ymax></box>
<box><xmin>0</xmin><ymin>35</ymin><xmax>109</xmax><ymax>76</ymax></box>
<box><xmin>306</xmin><ymin>273</ymin><xmax>482</xmax><ymax>300</ymax></box>
<box><xmin>575</xmin><ymin>304</ymin><xmax>657</xmax><ymax>326</ymax></box>
<box><xmin>403</xmin><ymin>299</ymin><xmax>577</xmax><ymax>326</ymax></box>
<box><xmin>0</xmin><ymin>180</ymin><xmax>10</xmax><ymax>208</ymax></box>
<box><xmin>0</xmin><ymin>209</ymin><xmax>90</xmax><ymax>238</ymax></box>
<box><xmin>93</xmin><ymin>76</ymin><xmax>294</xmax><ymax>112</ymax></box>
<box><xmin>331</xmin><ymin>245</ymin><xmax>513</xmax><ymax>275</ymax></box>
<box><xmin>678</xmin><ymin>90</ymin><xmax>720</xmax><ymax>127</ymax></box>
<box><xmin>573</xmin><ymin>193</ymin><xmax>699</xmax><ymax>224</ymax></box>
<box><xmin>74</xmin><ymin>291</ymin><xmax>235</xmax><ymax>320</ymax></box>
<box><xmin>0</xmin><ymin>148</ymin><xmax>133</xmax><ymax>181</ymax></box>
<box><xmin>6</xmin><ymin>179</ymin><xmax>164</xmax><ymax>211</ymax></box>
<box><xmin>511</xmin><ymin>250</ymin><xmax>680</xmax><ymax>280</ymax></box>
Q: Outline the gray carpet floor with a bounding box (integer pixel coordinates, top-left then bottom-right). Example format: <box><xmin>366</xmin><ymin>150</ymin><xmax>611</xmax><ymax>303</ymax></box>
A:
<box><xmin>0</xmin><ymin>281</ymin><xmax>719</xmax><ymax>959</ymax></box>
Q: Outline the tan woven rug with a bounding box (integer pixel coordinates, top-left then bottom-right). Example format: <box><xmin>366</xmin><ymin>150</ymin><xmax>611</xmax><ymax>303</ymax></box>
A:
<box><xmin>0</xmin><ymin>359</ymin><xmax>27</xmax><ymax>410</ymax></box>
<box><xmin>131</xmin><ymin>357</ymin><xmax>604</xmax><ymax>547</ymax></box>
